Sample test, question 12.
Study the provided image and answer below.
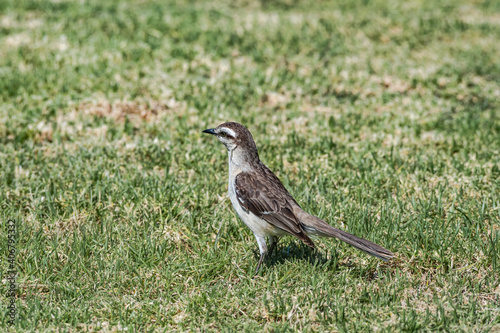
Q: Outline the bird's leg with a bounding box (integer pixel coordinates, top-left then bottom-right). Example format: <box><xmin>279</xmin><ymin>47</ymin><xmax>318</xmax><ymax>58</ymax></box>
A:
<box><xmin>255</xmin><ymin>253</ymin><xmax>266</xmax><ymax>274</ymax></box>
<box><xmin>255</xmin><ymin>237</ymin><xmax>280</xmax><ymax>274</ymax></box>
<box><xmin>267</xmin><ymin>236</ymin><xmax>279</xmax><ymax>258</ymax></box>
<box><xmin>254</xmin><ymin>235</ymin><xmax>268</xmax><ymax>274</ymax></box>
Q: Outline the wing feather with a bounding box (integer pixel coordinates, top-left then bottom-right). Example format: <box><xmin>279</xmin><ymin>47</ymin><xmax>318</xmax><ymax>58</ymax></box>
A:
<box><xmin>235</xmin><ymin>170</ymin><xmax>314</xmax><ymax>248</ymax></box>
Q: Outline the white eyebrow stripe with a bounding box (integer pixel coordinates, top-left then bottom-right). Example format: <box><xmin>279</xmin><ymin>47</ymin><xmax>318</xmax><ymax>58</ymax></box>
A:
<box><xmin>219</xmin><ymin>127</ymin><xmax>236</xmax><ymax>137</ymax></box>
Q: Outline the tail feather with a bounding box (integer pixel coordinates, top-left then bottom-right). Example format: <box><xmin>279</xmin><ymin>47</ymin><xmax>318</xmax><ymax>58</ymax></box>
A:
<box><xmin>297</xmin><ymin>210</ymin><xmax>394</xmax><ymax>261</ymax></box>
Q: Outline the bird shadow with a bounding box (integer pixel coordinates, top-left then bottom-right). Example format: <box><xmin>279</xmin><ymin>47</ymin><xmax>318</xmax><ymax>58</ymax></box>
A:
<box><xmin>252</xmin><ymin>241</ymin><xmax>387</xmax><ymax>280</ymax></box>
<box><xmin>252</xmin><ymin>241</ymin><xmax>333</xmax><ymax>269</ymax></box>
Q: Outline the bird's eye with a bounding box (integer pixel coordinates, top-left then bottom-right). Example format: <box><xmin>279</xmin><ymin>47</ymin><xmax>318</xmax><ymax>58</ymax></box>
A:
<box><xmin>219</xmin><ymin>132</ymin><xmax>227</xmax><ymax>138</ymax></box>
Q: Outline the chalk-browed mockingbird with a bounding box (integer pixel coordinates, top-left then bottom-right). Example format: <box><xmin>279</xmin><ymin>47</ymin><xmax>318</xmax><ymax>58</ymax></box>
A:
<box><xmin>203</xmin><ymin>122</ymin><xmax>393</xmax><ymax>273</ymax></box>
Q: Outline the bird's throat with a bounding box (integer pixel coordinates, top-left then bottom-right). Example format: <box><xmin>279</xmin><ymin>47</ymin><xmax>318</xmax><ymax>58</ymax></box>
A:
<box><xmin>228</xmin><ymin>146</ymin><xmax>258</xmax><ymax>173</ymax></box>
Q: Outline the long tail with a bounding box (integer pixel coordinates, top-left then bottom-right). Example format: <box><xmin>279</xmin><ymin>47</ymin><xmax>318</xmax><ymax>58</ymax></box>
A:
<box><xmin>296</xmin><ymin>210</ymin><xmax>394</xmax><ymax>261</ymax></box>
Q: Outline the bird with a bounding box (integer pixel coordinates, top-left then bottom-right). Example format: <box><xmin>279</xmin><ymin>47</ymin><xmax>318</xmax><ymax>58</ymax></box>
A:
<box><xmin>203</xmin><ymin>122</ymin><xmax>393</xmax><ymax>273</ymax></box>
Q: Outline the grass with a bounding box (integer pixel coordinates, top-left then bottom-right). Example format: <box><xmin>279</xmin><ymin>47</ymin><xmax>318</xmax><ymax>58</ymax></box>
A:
<box><xmin>1</xmin><ymin>0</ymin><xmax>499</xmax><ymax>331</ymax></box>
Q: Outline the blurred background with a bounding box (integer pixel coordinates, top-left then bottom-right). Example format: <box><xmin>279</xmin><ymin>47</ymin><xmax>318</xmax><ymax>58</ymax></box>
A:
<box><xmin>0</xmin><ymin>0</ymin><xmax>499</xmax><ymax>331</ymax></box>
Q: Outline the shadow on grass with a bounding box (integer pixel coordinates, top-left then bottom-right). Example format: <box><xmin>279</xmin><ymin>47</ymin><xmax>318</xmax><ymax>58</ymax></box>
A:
<box><xmin>252</xmin><ymin>240</ymin><xmax>391</xmax><ymax>280</ymax></box>
<box><xmin>251</xmin><ymin>240</ymin><xmax>328</xmax><ymax>265</ymax></box>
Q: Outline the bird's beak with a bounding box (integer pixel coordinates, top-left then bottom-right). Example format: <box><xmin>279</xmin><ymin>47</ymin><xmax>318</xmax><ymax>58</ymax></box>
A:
<box><xmin>203</xmin><ymin>128</ymin><xmax>216</xmax><ymax>135</ymax></box>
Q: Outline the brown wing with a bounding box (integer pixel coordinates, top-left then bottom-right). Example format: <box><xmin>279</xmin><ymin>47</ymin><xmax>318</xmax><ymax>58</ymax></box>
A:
<box><xmin>234</xmin><ymin>170</ymin><xmax>315</xmax><ymax>248</ymax></box>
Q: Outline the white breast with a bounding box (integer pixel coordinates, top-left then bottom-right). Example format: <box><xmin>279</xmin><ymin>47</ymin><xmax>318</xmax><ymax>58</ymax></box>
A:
<box><xmin>227</xmin><ymin>156</ymin><xmax>285</xmax><ymax>238</ymax></box>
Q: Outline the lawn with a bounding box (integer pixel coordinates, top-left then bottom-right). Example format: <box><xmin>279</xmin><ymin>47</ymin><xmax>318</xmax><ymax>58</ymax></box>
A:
<box><xmin>1</xmin><ymin>0</ymin><xmax>499</xmax><ymax>331</ymax></box>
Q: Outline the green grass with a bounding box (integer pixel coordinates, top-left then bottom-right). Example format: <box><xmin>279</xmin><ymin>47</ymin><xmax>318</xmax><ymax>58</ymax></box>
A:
<box><xmin>1</xmin><ymin>0</ymin><xmax>500</xmax><ymax>331</ymax></box>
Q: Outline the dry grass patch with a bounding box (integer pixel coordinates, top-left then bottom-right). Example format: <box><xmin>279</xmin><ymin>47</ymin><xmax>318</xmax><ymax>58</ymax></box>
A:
<box><xmin>77</xmin><ymin>99</ymin><xmax>171</xmax><ymax>124</ymax></box>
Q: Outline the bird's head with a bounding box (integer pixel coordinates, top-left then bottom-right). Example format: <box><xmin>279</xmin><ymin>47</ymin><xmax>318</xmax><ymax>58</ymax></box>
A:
<box><xmin>203</xmin><ymin>122</ymin><xmax>259</xmax><ymax>162</ymax></box>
